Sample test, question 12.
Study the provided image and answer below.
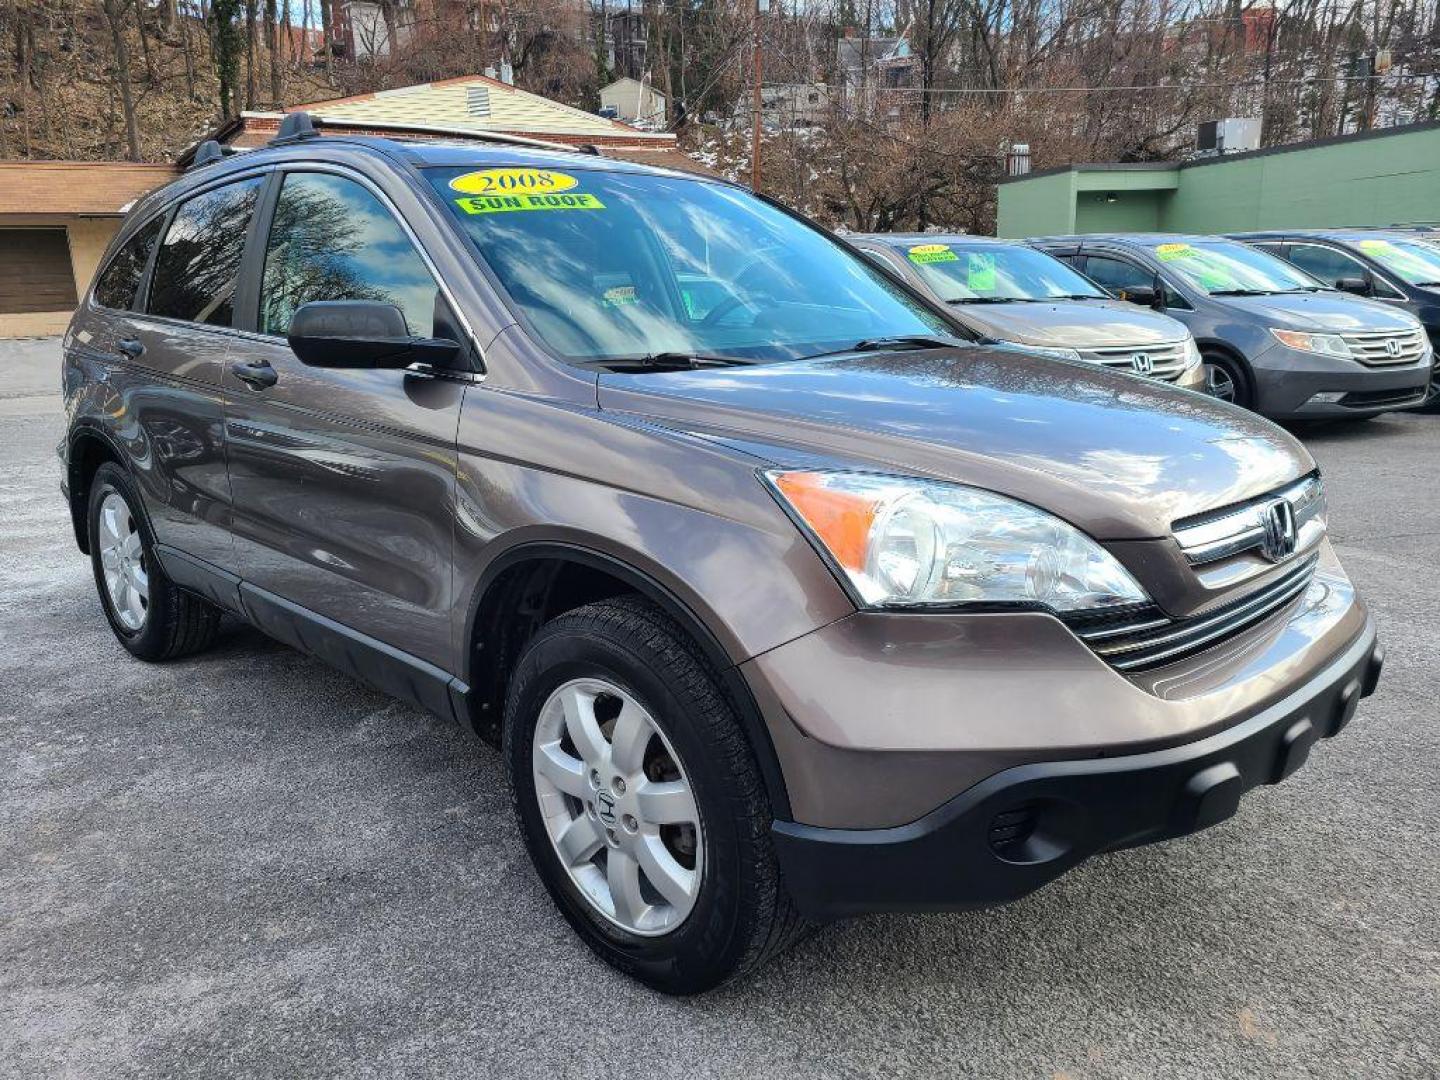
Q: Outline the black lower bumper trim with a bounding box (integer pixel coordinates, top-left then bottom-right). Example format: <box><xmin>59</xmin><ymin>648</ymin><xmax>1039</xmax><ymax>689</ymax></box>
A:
<box><xmin>773</xmin><ymin>622</ymin><xmax>1382</xmax><ymax>920</ymax></box>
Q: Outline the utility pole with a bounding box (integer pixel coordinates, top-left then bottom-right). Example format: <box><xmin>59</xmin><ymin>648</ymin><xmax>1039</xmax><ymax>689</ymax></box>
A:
<box><xmin>750</xmin><ymin>0</ymin><xmax>765</xmax><ymax>191</ymax></box>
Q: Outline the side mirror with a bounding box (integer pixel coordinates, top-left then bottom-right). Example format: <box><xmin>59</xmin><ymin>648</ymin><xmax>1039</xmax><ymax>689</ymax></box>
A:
<box><xmin>1120</xmin><ymin>284</ymin><xmax>1163</xmax><ymax>310</ymax></box>
<box><xmin>287</xmin><ymin>300</ymin><xmax>460</xmax><ymax>370</ymax></box>
<box><xmin>1334</xmin><ymin>276</ymin><xmax>1373</xmax><ymax>297</ymax></box>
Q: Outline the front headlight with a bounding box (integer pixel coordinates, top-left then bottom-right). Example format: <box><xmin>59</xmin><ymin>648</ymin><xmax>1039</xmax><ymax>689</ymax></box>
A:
<box><xmin>764</xmin><ymin>471</ymin><xmax>1149</xmax><ymax>611</ymax></box>
<box><xmin>993</xmin><ymin>340</ymin><xmax>1084</xmax><ymax>363</ymax></box>
<box><xmin>1270</xmin><ymin>328</ymin><xmax>1353</xmax><ymax>359</ymax></box>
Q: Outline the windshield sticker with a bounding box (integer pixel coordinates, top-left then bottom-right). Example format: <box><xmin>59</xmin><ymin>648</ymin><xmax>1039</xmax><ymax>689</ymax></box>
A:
<box><xmin>1155</xmin><ymin>243</ymin><xmax>1238</xmax><ymax>289</ymax></box>
<box><xmin>455</xmin><ymin>192</ymin><xmax>606</xmax><ymax>215</ymax></box>
<box><xmin>1155</xmin><ymin>243</ymin><xmax>1197</xmax><ymax>261</ymax></box>
<box><xmin>449</xmin><ymin>168</ymin><xmax>579</xmax><ymax>196</ymax></box>
<box><xmin>907</xmin><ymin>243</ymin><xmax>958</xmax><ymax>265</ymax></box>
<box><xmin>1357</xmin><ymin>238</ymin><xmax>1431</xmax><ymax>276</ymax></box>
<box><xmin>602</xmin><ymin>285</ymin><xmax>638</xmax><ymax>307</ymax></box>
<box><xmin>967</xmin><ymin>252</ymin><xmax>997</xmax><ymax>291</ymax></box>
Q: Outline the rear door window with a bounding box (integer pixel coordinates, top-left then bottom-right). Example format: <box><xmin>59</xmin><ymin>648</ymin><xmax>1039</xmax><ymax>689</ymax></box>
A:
<box><xmin>93</xmin><ymin>217</ymin><xmax>164</xmax><ymax>311</ymax></box>
<box><xmin>259</xmin><ymin>172</ymin><xmax>441</xmax><ymax>337</ymax></box>
<box><xmin>147</xmin><ymin>176</ymin><xmax>265</xmax><ymax>327</ymax></box>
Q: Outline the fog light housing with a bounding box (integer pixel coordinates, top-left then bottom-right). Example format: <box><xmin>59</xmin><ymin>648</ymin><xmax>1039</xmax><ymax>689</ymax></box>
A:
<box><xmin>1308</xmin><ymin>391</ymin><xmax>1346</xmax><ymax>405</ymax></box>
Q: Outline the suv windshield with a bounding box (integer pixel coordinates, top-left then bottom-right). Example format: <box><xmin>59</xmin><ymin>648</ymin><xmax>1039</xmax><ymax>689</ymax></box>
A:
<box><xmin>1350</xmin><ymin>236</ymin><xmax>1440</xmax><ymax>286</ymax></box>
<box><xmin>426</xmin><ymin>165</ymin><xmax>953</xmax><ymax>364</ymax></box>
<box><xmin>892</xmin><ymin>241</ymin><xmax>1106</xmax><ymax>303</ymax></box>
<box><xmin>1151</xmin><ymin>240</ymin><xmax>1322</xmax><ymax>295</ymax></box>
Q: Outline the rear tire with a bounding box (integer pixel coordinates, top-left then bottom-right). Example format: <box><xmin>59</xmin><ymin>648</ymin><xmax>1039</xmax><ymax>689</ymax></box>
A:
<box><xmin>503</xmin><ymin>595</ymin><xmax>805</xmax><ymax>994</ymax></box>
<box><xmin>1202</xmin><ymin>351</ymin><xmax>1254</xmax><ymax>410</ymax></box>
<box><xmin>87</xmin><ymin>462</ymin><xmax>221</xmax><ymax>661</ymax></box>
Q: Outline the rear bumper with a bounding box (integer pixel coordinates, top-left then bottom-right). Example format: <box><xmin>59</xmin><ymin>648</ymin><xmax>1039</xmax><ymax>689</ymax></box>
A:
<box><xmin>772</xmin><ymin>621</ymin><xmax>1382</xmax><ymax>920</ymax></box>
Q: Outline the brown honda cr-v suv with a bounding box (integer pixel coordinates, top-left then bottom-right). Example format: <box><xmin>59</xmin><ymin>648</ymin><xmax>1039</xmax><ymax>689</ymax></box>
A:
<box><xmin>61</xmin><ymin>117</ymin><xmax>1384</xmax><ymax>994</ymax></box>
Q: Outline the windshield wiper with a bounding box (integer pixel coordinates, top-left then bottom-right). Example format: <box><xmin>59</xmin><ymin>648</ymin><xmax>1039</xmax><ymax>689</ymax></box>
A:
<box><xmin>948</xmin><ymin>296</ymin><xmax>1032</xmax><ymax>304</ymax></box>
<box><xmin>580</xmin><ymin>351</ymin><xmax>758</xmax><ymax>372</ymax></box>
<box><xmin>794</xmin><ymin>335</ymin><xmax>965</xmax><ymax>362</ymax></box>
<box><xmin>1207</xmin><ymin>288</ymin><xmax>1278</xmax><ymax>296</ymax></box>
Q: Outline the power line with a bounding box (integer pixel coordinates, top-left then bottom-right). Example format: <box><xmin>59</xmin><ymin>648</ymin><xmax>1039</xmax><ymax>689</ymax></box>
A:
<box><xmin>814</xmin><ymin>70</ymin><xmax>1440</xmax><ymax>95</ymax></box>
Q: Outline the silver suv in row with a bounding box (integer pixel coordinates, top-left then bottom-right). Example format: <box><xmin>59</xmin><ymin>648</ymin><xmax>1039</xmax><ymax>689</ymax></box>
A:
<box><xmin>850</xmin><ymin>234</ymin><xmax>1206</xmax><ymax>389</ymax></box>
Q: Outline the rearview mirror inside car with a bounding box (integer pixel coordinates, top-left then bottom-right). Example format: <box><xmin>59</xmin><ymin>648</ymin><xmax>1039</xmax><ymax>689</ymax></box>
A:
<box><xmin>287</xmin><ymin>300</ymin><xmax>460</xmax><ymax>370</ymax></box>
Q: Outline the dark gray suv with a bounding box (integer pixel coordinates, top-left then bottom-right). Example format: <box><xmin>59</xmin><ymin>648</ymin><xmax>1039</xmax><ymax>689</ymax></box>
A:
<box><xmin>62</xmin><ymin>119</ymin><xmax>1384</xmax><ymax>993</ymax></box>
<box><xmin>1033</xmin><ymin>233</ymin><xmax>1433</xmax><ymax>418</ymax></box>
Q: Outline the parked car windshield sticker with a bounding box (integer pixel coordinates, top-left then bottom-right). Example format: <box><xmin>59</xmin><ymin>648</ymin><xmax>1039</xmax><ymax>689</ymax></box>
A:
<box><xmin>603</xmin><ymin>285</ymin><xmax>638</xmax><ymax>307</ymax></box>
<box><xmin>1356</xmin><ymin>238</ymin><xmax>1440</xmax><ymax>282</ymax></box>
<box><xmin>1154</xmin><ymin>243</ymin><xmax>1238</xmax><ymax>290</ymax></box>
<box><xmin>449</xmin><ymin>167</ymin><xmax>605</xmax><ymax>215</ymax></box>
<box><xmin>1155</xmin><ymin>242</ymin><xmax>1197</xmax><ymax>261</ymax></box>
<box><xmin>455</xmin><ymin>192</ymin><xmax>606</xmax><ymax>215</ymax></box>
<box><xmin>907</xmin><ymin>243</ymin><xmax>959</xmax><ymax>265</ymax></box>
<box><xmin>449</xmin><ymin>168</ymin><xmax>580</xmax><ymax>196</ymax></box>
<box><xmin>967</xmin><ymin>252</ymin><xmax>997</xmax><ymax>291</ymax></box>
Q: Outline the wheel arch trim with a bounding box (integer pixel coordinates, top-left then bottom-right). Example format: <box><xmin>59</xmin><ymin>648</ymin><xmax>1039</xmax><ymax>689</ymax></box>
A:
<box><xmin>463</xmin><ymin>538</ymin><xmax>793</xmax><ymax>819</ymax></box>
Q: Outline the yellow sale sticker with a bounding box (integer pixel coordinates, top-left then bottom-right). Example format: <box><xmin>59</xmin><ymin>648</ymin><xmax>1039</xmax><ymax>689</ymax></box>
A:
<box><xmin>602</xmin><ymin>285</ymin><xmax>637</xmax><ymax>307</ymax></box>
<box><xmin>1155</xmin><ymin>243</ymin><xmax>1196</xmax><ymax>261</ymax></box>
<box><xmin>907</xmin><ymin>243</ymin><xmax>959</xmax><ymax>265</ymax></box>
<box><xmin>455</xmin><ymin>192</ymin><xmax>606</xmax><ymax>215</ymax></box>
<box><xmin>449</xmin><ymin>168</ymin><xmax>579</xmax><ymax>196</ymax></box>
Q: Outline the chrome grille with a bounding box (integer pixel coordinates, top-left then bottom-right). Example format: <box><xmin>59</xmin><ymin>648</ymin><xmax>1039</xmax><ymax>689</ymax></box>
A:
<box><xmin>1339</xmin><ymin>328</ymin><xmax>1428</xmax><ymax>367</ymax></box>
<box><xmin>1065</xmin><ymin>556</ymin><xmax>1318</xmax><ymax>672</ymax></box>
<box><xmin>1082</xmin><ymin>340</ymin><xmax>1190</xmax><ymax>383</ymax></box>
<box><xmin>1171</xmin><ymin>474</ymin><xmax>1326</xmax><ymax>566</ymax></box>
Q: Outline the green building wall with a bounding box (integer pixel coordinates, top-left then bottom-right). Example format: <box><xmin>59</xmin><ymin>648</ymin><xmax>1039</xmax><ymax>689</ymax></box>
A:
<box><xmin>996</xmin><ymin>121</ymin><xmax>1440</xmax><ymax>238</ymax></box>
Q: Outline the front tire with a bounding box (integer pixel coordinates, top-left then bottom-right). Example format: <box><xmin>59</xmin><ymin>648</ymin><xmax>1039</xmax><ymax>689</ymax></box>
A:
<box><xmin>87</xmin><ymin>462</ymin><xmax>220</xmax><ymax>661</ymax></box>
<box><xmin>503</xmin><ymin>596</ymin><xmax>805</xmax><ymax>994</ymax></box>
<box><xmin>1202</xmin><ymin>351</ymin><xmax>1254</xmax><ymax>410</ymax></box>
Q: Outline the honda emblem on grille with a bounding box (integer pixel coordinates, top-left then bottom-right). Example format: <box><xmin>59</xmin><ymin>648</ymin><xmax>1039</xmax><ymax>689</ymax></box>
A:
<box><xmin>1259</xmin><ymin>499</ymin><xmax>1298</xmax><ymax>562</ymax></box>
<box><xmin>1385</xmin><ymin>338</ymin><xmax>1402</xmax><ymax>358</ymax></box>
<box><xmin>1130</xmin><ymin>353</ymin><xmax>1155</xmax><ymax>375</ymax></box>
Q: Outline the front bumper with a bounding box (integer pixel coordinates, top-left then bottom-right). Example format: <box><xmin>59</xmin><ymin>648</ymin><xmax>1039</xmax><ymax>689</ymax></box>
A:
<box><xmin>1251</xmin><ymin>343</ymin><xmax>1430</xmax><ymax>417</ymax></box>
<box><xmin>772</xmin><ymin>622</ymin><xmax>1382</xmax><ymax>920</ymax></box>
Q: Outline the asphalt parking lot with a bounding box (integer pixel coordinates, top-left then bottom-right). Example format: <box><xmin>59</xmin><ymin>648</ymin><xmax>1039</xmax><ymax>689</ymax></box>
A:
<box><xmin>2</xmin><ymin>338</ymin><xmax>1437</xmax><ymax>1079</ymax></box>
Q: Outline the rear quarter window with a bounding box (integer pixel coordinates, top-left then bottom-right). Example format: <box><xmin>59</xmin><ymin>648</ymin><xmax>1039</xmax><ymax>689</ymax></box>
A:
<box><xmin>93</xmin><ymin>216</ymin><xmax>164</xmax><ymax>311</ymax></box>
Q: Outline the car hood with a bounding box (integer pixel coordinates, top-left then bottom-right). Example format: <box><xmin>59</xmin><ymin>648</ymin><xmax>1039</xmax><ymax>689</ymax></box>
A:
<box><xmin>1222</xmin><ymin>291</ymin><xmax>1419</xmax><ymax>331</ymax></box>
<box><xmin>961</xmin><ymin>299</ymin><xmax>1187</xmax><ymax>349</ymax></box>
<box><xmin>597</xmin><ymin>346</ymin><xmax>1312</xmax><ymax>541</ymax></box>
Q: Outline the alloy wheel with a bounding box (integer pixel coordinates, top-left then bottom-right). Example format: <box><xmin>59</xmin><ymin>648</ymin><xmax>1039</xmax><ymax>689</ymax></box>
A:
<box><xmin>97</xmin><ymin>491</ymin><xmax>148</xmax><ymax>631</ymax></box>
<box><xmin>1203</xmin><ymin>361</ymin><xmax>1236</xmax><ymax>402</ymax></box>
<box><xmin>531</xmin><ymin>678</ymin><xmax>703</xmax><ymax>937</ymax></box>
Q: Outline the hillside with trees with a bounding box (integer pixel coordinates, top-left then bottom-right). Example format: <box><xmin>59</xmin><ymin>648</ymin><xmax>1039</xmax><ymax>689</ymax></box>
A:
<box><xmin>3</xmin><ymin>0</ymin><xmax>1438</xmax><ymax>233</ymax></box>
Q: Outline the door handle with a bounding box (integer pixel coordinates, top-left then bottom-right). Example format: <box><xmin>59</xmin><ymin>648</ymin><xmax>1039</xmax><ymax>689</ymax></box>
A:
<box><xmin>117</xmin><ymin>338</ymin><xmax>145</xmax><ymax>359</ymax></box>
<box><xmin>230</xmin><ymin>359</ymin><xmax>279</xmax><ymax>390</ymax></box>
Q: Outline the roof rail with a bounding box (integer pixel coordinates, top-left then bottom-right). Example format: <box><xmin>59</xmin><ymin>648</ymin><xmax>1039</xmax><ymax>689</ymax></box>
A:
<box><xmin>188</xmin><ymin>139</ymin><xmax>227</xmax><ymax>170</ymax></box>
<box><xmin>271</xmin><ymin>111</ymin><xmax>319</xmax><ymax>144</ymax></box>
<box><xmin>266</xmin><ymin>112</ymin><xmax>594</xmax><ymax>155</ymax></box>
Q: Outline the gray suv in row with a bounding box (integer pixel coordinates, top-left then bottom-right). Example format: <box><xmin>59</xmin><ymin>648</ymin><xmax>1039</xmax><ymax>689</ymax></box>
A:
<box><xmin>62</xmin><ymin>120</ymin><xmax>1384</xmax><ymax>992</ymax></box>
<box><xmin>1033</xmin><ymin>234</ymin><xmax>1433</xmax><ymax>418</ymax></box>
